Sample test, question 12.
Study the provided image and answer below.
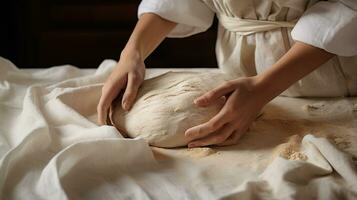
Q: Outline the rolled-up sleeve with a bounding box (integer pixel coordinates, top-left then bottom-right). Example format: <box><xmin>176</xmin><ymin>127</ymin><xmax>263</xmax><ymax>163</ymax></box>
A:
<box><xmin>291</xmin><ymin>0</ymin><xmax>357</xmax><ymax>57</ymax></box>
<box><xmin>138</xmin><ymin>0</ymin><xmax>215</xmax><ymax>38</ymax></box>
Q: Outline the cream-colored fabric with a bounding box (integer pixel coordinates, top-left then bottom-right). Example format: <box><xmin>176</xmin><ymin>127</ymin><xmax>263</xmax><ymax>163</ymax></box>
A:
<box><xmin>1</xmin><ymin>58</ymin><xmax>357</xmax><ymax>199</ymax></box>
<box><xmin>207</xmin><ymin>0</ymin><xmax>354</xmax><ymax>97</ymax></box>
<box><xmin>138</xmin><ymin>0</ymin><xmax>357</xmax><ymax>97</ymax></box>
<box><xmin>291</xmin><ymin>1</ymin><xmax>357</xmax><ymax>57</ymax></box>
<box><xmin>217</xmin><ymin>14</ymin><xmax>296</xmax><ymax>36</ymax></box>
<box><xmin>138</xmin><ymin>0</ymin><xmax>215</xmax><ymax>37</ymax></box>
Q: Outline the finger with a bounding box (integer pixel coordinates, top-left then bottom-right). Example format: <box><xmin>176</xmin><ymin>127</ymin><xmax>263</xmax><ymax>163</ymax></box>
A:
<box><xmin>185</xmin><ymin>108</ymin><xmax>231</xmax><ymax>141</ymax></box>
<box><xmin>188</xmin><ymin>124</ymin><xmax>235</xmax><ymax>148</ymax></box>
<box><xmin>121</xmin><ymin>72</ymin><xmax>143</xmax><ymax>111</ymax></box>
<box><xmin>97</xmin><ymin>76</ymin><xmax>127</xmax><ymax>125</ymax></box>
<box><xmin>216</xmin><ymin>129</ymin><xmax>245</xmax><ymax>146</ymax></box>
<box><xmin>194</xmin><ymin>81</ymin><xmax>236</xmax><ymax>106</ymax></box>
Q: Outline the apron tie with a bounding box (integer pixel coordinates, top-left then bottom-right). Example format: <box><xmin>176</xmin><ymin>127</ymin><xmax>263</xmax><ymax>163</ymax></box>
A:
<box><xmin>218</xmin><ymin>14</ymin><xmax>297</xmax><ymax>36</ymax></box>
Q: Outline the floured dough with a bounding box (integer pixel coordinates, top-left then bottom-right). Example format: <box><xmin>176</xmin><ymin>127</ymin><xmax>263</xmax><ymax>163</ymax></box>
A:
<box><xmin>109</xmin><ymin>71</ymin><xmax>230</xmax><ymax>148</ymax></box>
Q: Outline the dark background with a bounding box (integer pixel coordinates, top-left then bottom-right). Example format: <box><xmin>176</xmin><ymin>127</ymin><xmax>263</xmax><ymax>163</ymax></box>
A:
<box><xmin>1</xmin><ymin>0</ymin><xmax>218</xmax><ymax>68</ymax></box>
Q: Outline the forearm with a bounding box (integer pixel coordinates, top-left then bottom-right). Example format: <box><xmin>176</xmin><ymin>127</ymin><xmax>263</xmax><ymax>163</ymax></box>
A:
<box><xmin>121</xmin><ymin>13</ymin><xmax>177</xmax><ymax>60</ymax></box>
<box><xmin>256</xmin><ymin>41</ymin><xmax>334</xmax><ymax>103</ymax></box>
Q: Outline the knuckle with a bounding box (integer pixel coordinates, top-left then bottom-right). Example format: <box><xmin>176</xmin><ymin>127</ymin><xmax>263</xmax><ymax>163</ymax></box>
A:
<box><xmin>197</xmin><ymin>126</ymin><xmax>204</xmax><ymax>135</ymax></box>
<box><xmin>224</xmin><ymin>80</ymin><xmax>234</xmax><ymax>88</ymax></box>
<box><xmin>130</xmin><ymin>72</ymin><xmax>143</xmax><ymax>83</ymax></box>
<box><xmin>215</xmin><ymin>135</ymin><xmax>226</xmax><ymax>143</ymax></box>
<box><xmin>124</xmin><ymin>90</ymin><xmax>137</xmax><ymax>103</ymax></box>
<box><xmin>189</xmin><ymin>131</ymin><xmax>197</xmax><ymax>139</ymax></box>
<box><xmin>101</xmin><ymin>83</ymin><xmax>118</xmax><ymax>96</ymax></box>
<box><xmin>208</xmin><ymin>122</ymin><xmax>219</xmax><ymax>131</ymax></box>
<box><xmin>101</xmin><ymin>84</ymin><xmax>111</xmax><ymax>94</ymax></box>
<box><xmin>123</xmin><ymin>97</ymin><xmax>132</xmax><ymax>105</ymax></box>
<box><xmin>210</xmin><ymin>119</ymin><xmax>222</xmax><ymax>129</ymax></box>
<box><xmin>130</xmin><ymin>86</ymin><xmax>139</xmax><ymax>95</ymax></box>
<box><xmin>123</xmin><ymin>90</ymin><xmax>133</xmax><ymax>99</ymax></box>
<box><xmin>205</xmin><ymin>91</ymin><xmax>216</xmax><ymax>99</ymax></box>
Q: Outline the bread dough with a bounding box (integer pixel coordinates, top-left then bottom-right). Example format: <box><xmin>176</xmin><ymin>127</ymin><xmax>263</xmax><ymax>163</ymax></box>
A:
<box><xmin>109</xmin><ymin>71</ymin><xmax>230</xmax><ymax>148</ymax></box>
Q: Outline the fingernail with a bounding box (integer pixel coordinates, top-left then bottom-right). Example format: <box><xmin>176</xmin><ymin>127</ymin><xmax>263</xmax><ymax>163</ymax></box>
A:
<box><xmin>185</xmin><ymin>131</ymin><xmax>192</xmax><ymax>137</ymax></box>
<box><xmin>122</xmin><ymin>102</ymin><xmax>128</xmax><ymax>110</ymax></box>
<box><xmin>194</xmin><ymin>99</ymin><xmax>204</xmax><ymax>106</ymax></box>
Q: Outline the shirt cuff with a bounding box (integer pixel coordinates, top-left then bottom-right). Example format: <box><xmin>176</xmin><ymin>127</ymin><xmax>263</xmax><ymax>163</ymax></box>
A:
<box><xmin>291</xmin><ymin>1</ymin><xmax>357</xmax><ymax>57</ymax></box>
<box><xmin>138</xmin><ymin>0</ymin><xmax>215</xmax><ymax>38</ymax></box>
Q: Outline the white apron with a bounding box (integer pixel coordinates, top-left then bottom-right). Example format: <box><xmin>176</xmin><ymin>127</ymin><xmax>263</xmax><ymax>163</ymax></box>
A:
<box><xmin>202</xmin><ymin>0</ymin><xmax>357</xmax><ymax>97</ymax></box>
<box><xmin>138</xmin><ymin>0</ymin><xmax>357</xmax><ymax>97</ymax></box>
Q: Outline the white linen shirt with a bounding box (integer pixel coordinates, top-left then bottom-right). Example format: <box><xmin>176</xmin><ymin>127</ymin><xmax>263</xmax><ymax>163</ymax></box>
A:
<box><xmin>138</xmin><ymin>0</ymin><xmax>357</xmax><ymax>97</ymax></box>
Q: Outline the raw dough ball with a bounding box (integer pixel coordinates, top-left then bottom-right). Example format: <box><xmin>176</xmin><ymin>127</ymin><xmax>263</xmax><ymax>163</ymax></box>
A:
<box><xmin>109</xmin><ymin>71</ymin><xmax>230</xmax><ymax>148</ymax></box>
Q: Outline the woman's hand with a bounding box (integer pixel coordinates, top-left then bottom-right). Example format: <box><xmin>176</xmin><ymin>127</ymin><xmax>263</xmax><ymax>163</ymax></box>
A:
<box><xmin>97</xmin><ymin>51</ymin><xmax>145</xmax><ymax>125</ymax></box>
<box><xmin>96</xmin><ymin>13</ymin><xmax>177</xmax><ymax>125</ymax></box>
<box><xmin>184</xmin><ymin>76</ymin><xmax>266</xmax><ymax>147</ymax></box>
<box><xmin>184</xmin><ymin>42</ymin><xmax>334</xmax><ymax>147</ymax></box>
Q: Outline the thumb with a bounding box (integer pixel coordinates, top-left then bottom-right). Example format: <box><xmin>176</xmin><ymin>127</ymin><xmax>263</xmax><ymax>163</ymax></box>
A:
<box><xmin>194</xmin><ymin>81</ymin><xmax>236</xmax><ymax>106</ymax></box>
<box><xmin>121</xmin><ymin>72</ymin><xmax>143</xmax><ymax>111</ymax></box>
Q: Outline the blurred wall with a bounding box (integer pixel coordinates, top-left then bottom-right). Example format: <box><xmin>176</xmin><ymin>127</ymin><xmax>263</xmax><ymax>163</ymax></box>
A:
<box><xmin>1</xmin><ymin>0</ymin><xmax>218</xmax><ymax>68</ymax></box>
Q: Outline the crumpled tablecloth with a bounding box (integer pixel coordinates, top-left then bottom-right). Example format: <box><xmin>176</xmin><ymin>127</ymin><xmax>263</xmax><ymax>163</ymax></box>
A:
<box><xmin>0</xmin><ymin>57</ymin><xmax>356</xmax><ymax>200</ymax></box>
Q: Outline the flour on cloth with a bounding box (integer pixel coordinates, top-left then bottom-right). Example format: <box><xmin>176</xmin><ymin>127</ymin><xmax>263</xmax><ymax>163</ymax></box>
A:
<box><xmin>109</xmin><ymin>71</ymin><xmax>229</xmax><ymax>148</ymax></box>
<box><xmin>1</xmin><ymin>57</ymin><xmax>357</xmax><ymax>200</ymax></box>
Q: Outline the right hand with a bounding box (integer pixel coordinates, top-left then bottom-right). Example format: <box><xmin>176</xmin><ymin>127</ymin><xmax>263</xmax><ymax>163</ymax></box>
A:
<box><xmin>97</xmin><ymin>51</ymin><xmax>145</xmax><ymax>125</ymax></box>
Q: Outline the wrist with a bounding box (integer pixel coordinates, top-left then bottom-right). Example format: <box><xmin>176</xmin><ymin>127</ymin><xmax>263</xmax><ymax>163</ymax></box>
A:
<box><xmin>251</xmin><ymin>74</ymin><xmax>277</xmax><ymax>106</ymax></box>
<box><xmin>120</xmin><ymin>47</ymin><xmax>144</xmax><ymax>63</ymax></box>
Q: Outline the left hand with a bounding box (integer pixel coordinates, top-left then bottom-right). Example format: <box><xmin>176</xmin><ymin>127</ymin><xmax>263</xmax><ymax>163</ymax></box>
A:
<box><xmin>184</xmin><ymin>76</ymin><xmax>266</xmax><ymax>147</ymax></box>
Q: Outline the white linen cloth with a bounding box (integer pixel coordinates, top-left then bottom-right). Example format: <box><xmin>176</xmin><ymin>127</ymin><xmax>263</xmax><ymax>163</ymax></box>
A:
<box><xmin>138</xmin><ymin>0</ymin><xmax>357</xmax><ymax>97</ymax></box>
<box><xmin>0</xmin><ymin>57</ymin><xmax>357</xmax><ymax>199</ymax></box>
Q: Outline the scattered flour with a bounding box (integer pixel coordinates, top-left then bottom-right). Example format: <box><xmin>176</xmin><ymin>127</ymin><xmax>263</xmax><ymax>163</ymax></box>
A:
<box><xmin>311</xmin><ymin>124</ymin><xmax>352</xmax><ymax>151</ymax></box>
<box><xmin>185</xmin><ymin>147</ymin><xmax>217</xmax><ymax>158</ymax></box>
<box><xmin>289</xmin><ymin>152</ymin><xmax>308</xmax><ymax>161</ymax></box>
<box><xmin>329</xmin><ymin>135</ymin><xmax>351</xmax><ymax>150</ymax></box>
<box><xmin>302</xmin><ymin>102</ymin><xmax>326</xmax><ymax>115</ymax></box>
<box><xmin>273</xmin><ymin>135</ymin><xmax>308</xmax><ymax>161</ymax></box>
